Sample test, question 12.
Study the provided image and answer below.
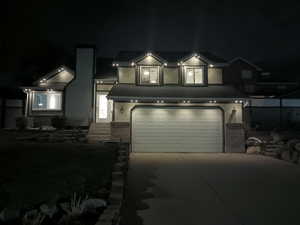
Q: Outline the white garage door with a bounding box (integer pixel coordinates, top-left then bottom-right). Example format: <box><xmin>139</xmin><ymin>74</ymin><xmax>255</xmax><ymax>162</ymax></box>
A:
<box><xmin>132</xmin><ymin>107</ymin><xmax>223</xmax><ymax>153</ymax></box>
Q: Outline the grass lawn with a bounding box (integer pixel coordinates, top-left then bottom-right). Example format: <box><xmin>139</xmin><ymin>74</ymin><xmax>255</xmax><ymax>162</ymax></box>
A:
<box><xmin>0</xmin><ymin>130</ymin><xmax>117</xmax><ymax>211</ymax></box>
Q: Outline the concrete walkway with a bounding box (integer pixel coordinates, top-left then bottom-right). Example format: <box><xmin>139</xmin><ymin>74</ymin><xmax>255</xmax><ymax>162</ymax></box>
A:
<box><xmin>121</xmin><ymin>153</ymin><xmax>300</xmax><ymax>225</ymax></box>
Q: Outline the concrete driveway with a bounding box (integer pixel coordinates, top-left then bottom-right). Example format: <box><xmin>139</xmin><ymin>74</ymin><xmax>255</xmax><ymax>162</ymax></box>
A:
<box><xmin>121</xmin><ymin>153</ymin><xmax>300</xmax><ymax>225</ymax></box>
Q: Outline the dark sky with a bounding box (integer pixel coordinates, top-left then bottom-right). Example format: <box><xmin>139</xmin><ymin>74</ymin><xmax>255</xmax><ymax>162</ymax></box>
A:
<box><xmin>2</xmin><ymin>0</ymin><xmax>300</xmax><ymax>71</ymax></box>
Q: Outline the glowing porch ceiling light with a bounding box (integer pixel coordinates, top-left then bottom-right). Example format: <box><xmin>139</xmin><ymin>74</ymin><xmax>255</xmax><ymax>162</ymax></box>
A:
<box><xmin>209</xmin><ymin>64</ymin><xmax>214</xmax><ymax>67</ymax></box>
<box><xmin>164</xmin><ymin>63</ymin><xmax>167</xmax><ymax>66</ymax></box>
<box><xmin>131</xmin><ymin>62</ymin><xmax>135</xmax><ymax>66</ymax></box>
<box><xmin>234</xmin><ymin>100</ymin><xmax>239</xmax><ymax>103</ymax></box>
<box><xmin>239</xmin><ymin>100</ymin><xmax>243</xmax><ymax>103</ymax></box>
<box><xmin>146</xmin><ymin>52</ymin><xmax>152</xmax><ymax>56</ymax></box>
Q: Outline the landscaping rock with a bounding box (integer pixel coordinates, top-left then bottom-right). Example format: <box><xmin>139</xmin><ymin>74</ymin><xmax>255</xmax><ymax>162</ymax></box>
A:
<box><xmin>81</xmin><ymin>198</ymin><xmax>106</xmax><ymax>213</ymax></box>
<box><xmin>0</xmin><ymin>208</ymin><xmax>20</xmax><ymax>222</ymax></box>
<box><xmin>246</xmin><ymin>146</ymin><xmax>261</xmax><ymax>154</ymax></box>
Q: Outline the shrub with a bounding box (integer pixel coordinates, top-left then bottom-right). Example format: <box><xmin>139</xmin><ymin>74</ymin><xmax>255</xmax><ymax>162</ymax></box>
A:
<box><xmin>16</xmin><ymin>116</ymin><xmax>28</xmax><ymax>130</ymax></box>
<box><xmin>51</xmin><ymin>116</ymin><xmax>66</xmax><ymax>130</ymax></box>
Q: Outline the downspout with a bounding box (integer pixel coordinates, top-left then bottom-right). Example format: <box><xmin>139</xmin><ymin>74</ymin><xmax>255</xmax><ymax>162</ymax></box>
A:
<box><xmin>280</xmin><ymin>97</ymin><xmax>282</xmax><ymax>129</ymax></box>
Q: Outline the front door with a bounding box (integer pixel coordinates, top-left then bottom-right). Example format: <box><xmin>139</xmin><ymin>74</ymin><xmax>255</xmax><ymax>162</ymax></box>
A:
<box><xmin>96</xmin><ymin>92</ymin><xmax>113</xmax><ymax>123</ymax></box>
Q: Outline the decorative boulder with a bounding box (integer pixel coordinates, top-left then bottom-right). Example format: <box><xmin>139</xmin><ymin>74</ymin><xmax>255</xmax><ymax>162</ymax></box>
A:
<box><xmin>246</xmin><ymin>146</ymin><xmax>261</xmax><ymax>154</ymax></box>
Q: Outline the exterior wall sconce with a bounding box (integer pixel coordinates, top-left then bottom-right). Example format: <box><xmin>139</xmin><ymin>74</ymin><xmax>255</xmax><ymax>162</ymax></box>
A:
<box><xmin>209</xmin><ymin>64</ymin><xmax>214</xmax><ymax>68</ymax></box>
<box><xmin>120</xmin><ymin>106</ymin><xmax>124</xmax><ymax>114</ymax></box>
<box><xmin>209</xmin><ymin>100</ymin><xmax>217</xmax><ymax>103</ymax></box>
<box><xmin>164</xmin><ymin>63</ymin><xmax>167</xmax><ymax>66</ymax></box>
<box><xmin>147</xmin><ymin>52</ymin><xmax>152</xmax><ymax>56</ymax></box>
<box><xmin>131</xmin><ymin>62</ymin><xmax>135</xmax><ymax>66</ymax></box>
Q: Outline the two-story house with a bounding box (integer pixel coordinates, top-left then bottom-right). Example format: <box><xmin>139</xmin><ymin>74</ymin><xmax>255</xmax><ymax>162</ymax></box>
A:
<box><xmin>21</xmin><ymin>46</ymin><xmax>246</xmax><ymax>153</ymax></box>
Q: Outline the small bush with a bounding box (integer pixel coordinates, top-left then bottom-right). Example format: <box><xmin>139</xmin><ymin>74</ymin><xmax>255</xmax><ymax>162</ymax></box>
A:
<box><xmin>16</xmin><ymin>116</ymin><xmax>28</xmax><ymax>130</ymax></box>
<box><xmin>51</xmin><ymin>116</ymin><xmax>66</xmax><ymax>130</ymax></box>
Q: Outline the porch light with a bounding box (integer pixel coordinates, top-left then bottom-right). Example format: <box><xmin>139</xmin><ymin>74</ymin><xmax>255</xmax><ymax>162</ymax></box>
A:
<box><xmin>156</xmin><ymin>100</ymin><xmax>160</xmax><ymax>103</ymax></box>
<box><xmin>116</xmin><ymin>64</ymin><xmax>119</xmax><ymax>66</ymax></box>
<box><xmin>239</xmin><ymin>100</ymin><xmax>243</xmax><ymax>103</ymax></box>
<box><xmin>135</xmin><ymin>100</ymin><xmax>138</xmax><ymax>103</ymax></box>
<box><xmin>100</xmin><ymin>80</ymin><xmax>103</xmax><ymax>84</ymax></box>
<box><xmin>209</xmin><ymin>64</ymin><xmax>214</xmax><ymax>68</ymax></box>
<box><xmin>131</xmin><ymin>62</ymin><xmax>135</xmax><ymax>66</ymax></box>
<box><xmin>183</xmin><ymin>100</ymin><xmax>186</xmax><ymax>103</ymax></box>
<box><xmin>161</xmin><ymin>100</ymin><xmax>164</xmax><ymax>103</ymax></box>
<box><xmin>112</xmin><ymin>63</ymin><xmax>115</xmax><ymax>67</ymax></box>
<box><xmin>147</xmin><ymin>52</ymin><xmax>152</xmax><ymax>56</ymax></box>
<box><xmin>177</xmin><ymin>63</ymin><xmax>180</xmax><ymax>66</ymax></box>
<box><xmin>187</xmin><ymin>100</ymin><xmax>190</xmax><ymax>103</ymax></box>
<box><xmin>194</xmin><ymin>53</ymin><xmax>198</xmax><ymax>57</ymax></box>
<box><xmin>234</xmin><ymin>100</ymin><xmax>239</xmax><ymax>103</ymax></box>
<box><xmin>130</xmin><ymin>100</ymin><xmax>134</xmax><ymax>103</ymax></box>
<box><xmin>164</xmin><ymin>63</ymin><xmax>167</xmax><ymax>66</ymax></box>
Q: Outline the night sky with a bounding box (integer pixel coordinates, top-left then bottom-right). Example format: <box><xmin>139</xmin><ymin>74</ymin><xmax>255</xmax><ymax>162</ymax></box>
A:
<box><xmin>2</xmin><ymin>0</ymin><xmax>300</xmax><ymax>73</ymax></box>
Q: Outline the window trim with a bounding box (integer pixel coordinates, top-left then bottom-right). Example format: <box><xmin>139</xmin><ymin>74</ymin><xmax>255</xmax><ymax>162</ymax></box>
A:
<box><xmin>182</xmin><ymin>65</ymin><xmax>207</xmax><ymax>86</ymax></box>
<box><xmin>138</xmin><ymin>65</ymin><xmax>161</xmax><ymax>86</ymax></box>
<box><xmin>31</xmin><ymin>91</ymin><xmax>63</xmax><ymax>111</ymax></box>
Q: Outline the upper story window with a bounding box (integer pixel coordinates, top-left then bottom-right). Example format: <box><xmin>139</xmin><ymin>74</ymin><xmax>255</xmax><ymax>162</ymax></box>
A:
<box><xmin>140</xmin><ymin>66</ymin><xmax>160</xmax><ymax>85</ymax></box>
<box><xmin>184</xmin><ymin>67</ymin><xmax>204</xmax><ymax>85</ymax></box>
<box><xmin>32</xmin><ymin>91</ymin><xmax>62</xmax><ymax>111</ymax></box>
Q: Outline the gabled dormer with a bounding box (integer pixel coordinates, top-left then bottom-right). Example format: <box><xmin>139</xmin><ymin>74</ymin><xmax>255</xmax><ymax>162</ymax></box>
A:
<box><xmin>113</xmin><ymin>51</ymin><xmax>227</xmax><ymax>86</ymax></box>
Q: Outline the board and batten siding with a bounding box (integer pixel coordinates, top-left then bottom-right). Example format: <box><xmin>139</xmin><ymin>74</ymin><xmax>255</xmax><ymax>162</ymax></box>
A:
<box><xmin>137</xmin><ymin>55</ymin><xmax>162</xmax><ymax>65</ymax></box>
<box><xmin>208</xmin><ymin>68</ymin><xmax>223</xmax><ymax>84</ymax></box>
<box><xmin>114</xmin><ymin>102</ymin><xmax>242</xmax><ymax>124</ymax></box>
<box><xmin>163</xmin><ymin>68</ymin><xmax>179</xmax><ymax>84</ymax></box>
<box><xmin>184</xmin><ymin>56</ymin><xmax>206</xmax><ymax>66</ymax></box>
<box><xmin>118</xmin><ymin>67</ymin><xmax>135</xmax><ymax>84</ymax></box>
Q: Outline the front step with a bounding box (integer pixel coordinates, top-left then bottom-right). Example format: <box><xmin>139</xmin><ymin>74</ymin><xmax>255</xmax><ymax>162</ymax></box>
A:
<box><xmin>87</xmin><ymin>122</ymin><xmax>115</xmax><ymax>143</ymax></box>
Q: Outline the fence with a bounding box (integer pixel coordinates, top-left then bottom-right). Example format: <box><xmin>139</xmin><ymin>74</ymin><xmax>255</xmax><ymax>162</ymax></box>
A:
<box><xmin>245</xmin><ymin>98</ymin><xmax>300</xmax><ymax>130</ymax></box>
<box><xmin>0</xmin><ymin>98</ymin><xmax>23</xmax><ymax>129</ymax></box>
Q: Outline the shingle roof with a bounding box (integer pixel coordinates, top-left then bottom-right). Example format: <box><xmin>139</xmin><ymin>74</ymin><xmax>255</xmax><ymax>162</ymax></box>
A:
<box><xmin>114</xmin><ymin>51</ymin><xmax>227</xmax><ymax>63</ymax></box>
<box><xmin>108</xmin><ymin>84</ymin><xmax>246</xmax><ymax>100</ymax></box>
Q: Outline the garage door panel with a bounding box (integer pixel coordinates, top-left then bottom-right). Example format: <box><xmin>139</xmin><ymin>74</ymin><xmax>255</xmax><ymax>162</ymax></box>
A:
<box><xmin>132</xmin><ymin>107</ymin><xmax>223</xmax><ymax>153</ymax></box>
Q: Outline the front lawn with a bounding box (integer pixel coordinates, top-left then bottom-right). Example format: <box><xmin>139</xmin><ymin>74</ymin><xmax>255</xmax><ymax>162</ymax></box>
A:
<box><xmin>0</xmin><ymin>131</ymin><xmax>117</xmax><ymax>212</ymax></box>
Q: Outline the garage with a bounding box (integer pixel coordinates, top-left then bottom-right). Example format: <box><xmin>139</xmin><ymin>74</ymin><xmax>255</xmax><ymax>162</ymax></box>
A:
<box><xmin>131</xmin><ymin>107</ymin><xmax>224</xmax><ymax>153</ymax></box>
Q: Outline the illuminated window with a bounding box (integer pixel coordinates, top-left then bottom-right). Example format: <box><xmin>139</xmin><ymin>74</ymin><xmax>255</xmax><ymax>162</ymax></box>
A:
<box><xmin>99</xmin><ymin>94</ymin><xmax>108</xmax><ymax>119</ymax></box>
<box><xmin>32</xmin><ymin>91</ymin><xmax>62</xmax><ymax>110</ymax></box>
<box><xmin>184</xmin><ymin>67</ymin><xmax>204</xmax><ymax>85</ymax></box>
<box><xmin>140</xmin><ymin>66</ymin><xmax>159</xmax><ymax>84</ymax></box>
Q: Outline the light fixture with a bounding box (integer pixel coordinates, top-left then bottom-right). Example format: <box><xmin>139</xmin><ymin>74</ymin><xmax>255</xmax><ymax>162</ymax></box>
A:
<box><xmin>164</xmin><ymin>63</ymin><xmax>167</xmax><ymax>66</ymax></box>
<box><xmin>156</xmin><ymin>100</ymin><xmax>160</xmax><ymax>103</ymax></box>
<box><xmin>112</xmin><ymin>63</ymin><xmax>115</xmax><ymax>67</ymax></box>
<box><xmin>234</xmin><ymin>100</ymin><xmax>238</xmax><ymax>103</ymax></box>
<box><xmin>239</xmin><ymin>100</ymin><xmax>243</xmax><ymax>103</ymax></box>
<box><xmin>135</xmin><ymin>100</ymin><xmax>138</xmax><ymax>103</ymax></box>
<box><xmin>209</xmin><ymin>64</ymin><xmax>214</xmax><ymax>68</ymax></box>
<box><xmin>187</xmin><ymin>100</ymin><xmax>190</xmax><ymax>103</ymax></box>
<box><xmin>194</xmin><ymin>53</ymin><xmax>198</xmax><ymax>57</ymax></box>
<box><xmin>161</xmin><ymin>100</ymin><xmax>164</xmax><ymax>103</ymax></box>
<box><xmin>131</xmin><ymin>62</ymin><xmax>135</xmax><ymax>66</ymax></box>
<box><xmin>100</xmin><ymin>80</ymin><xmax>103</xmax><ymax>84</ymax></box>
<box><xmin>116</xmin><ymin>64</ymin><xmax>119</xmax><ymax>66</ymax></box>
<box><xmin>96</xmin><ymin>80</ymin><xmax>99</xmax><ymax>84</ymax></box>
<box><xmin>183</xmin><ymin>100</ymin><xmax>186</xmax><ymax>103</ymax></box>
<box><xmin>147</xmin><ymin>52</ymin><xmax>152</xmax><ymax>56</ymax></box>
<box><xmin>130</xmin><ymin>100</ymin><xmax>134</xmax><ymax>103</ymax></box>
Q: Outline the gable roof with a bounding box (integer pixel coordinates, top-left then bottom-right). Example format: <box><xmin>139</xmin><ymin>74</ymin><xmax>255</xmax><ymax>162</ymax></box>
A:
<box><xmin>229</xmin><ymin>57</ymin><xmax>263</xmax><ymax>71</ymax></box>
<box><xmin>33</xmin><ymin>65</ymin><xmax>74</xmax><ymax>85</ymax></box>
<box><xmin>114</xmin><ymin>51</ymin><xmax>227</xmax><ymax>64</ymax></box>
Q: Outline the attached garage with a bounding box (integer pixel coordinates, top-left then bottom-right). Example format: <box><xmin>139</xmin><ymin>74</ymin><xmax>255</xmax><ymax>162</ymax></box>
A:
<box><xmin>131</xmin><ymin>106</ymin><xmax>224</xmax><ymax>153</ymax></box>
